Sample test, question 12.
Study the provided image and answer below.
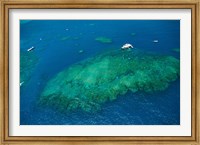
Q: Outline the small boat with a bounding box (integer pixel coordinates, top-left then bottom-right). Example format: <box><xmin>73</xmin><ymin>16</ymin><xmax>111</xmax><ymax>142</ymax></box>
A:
<box><xmin>153</xmin><ymin>40</ymin><xmax>159</xmax><ymax>43</ymax></box>
<box><xmin>121</xmin><ymin>43</ymin><xmax>134</xmax><ymax>50</ymax></box>
<box><xmin>20</xmin><ymin>81</ymin><xmax>24</xmax><ymax>86</ymax></box>
<box><xmin>27</xmin><ymin>46</ymin><xmax>35</xmax><ymax>52</ymax></box>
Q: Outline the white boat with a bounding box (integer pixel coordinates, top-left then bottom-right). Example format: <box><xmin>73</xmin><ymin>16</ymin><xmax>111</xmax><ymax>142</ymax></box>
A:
<box><xmin>121</xmin><ymin>43</ymin><xmax>134</xmax><ymax>50</ymax></box>
<box><xmin>153</xmin><ymin>40</ymin><xmax>159</xmax><ymax>43</ymax></box>
<box><xmin>20</xmin><ymin>81</ymin><xmax>24</xmax><ymax>86</ymax></box>
<box><xmin>27</xmin><ymin>46</ymin><xmax>35</xmax><ymax>52</ymax></box>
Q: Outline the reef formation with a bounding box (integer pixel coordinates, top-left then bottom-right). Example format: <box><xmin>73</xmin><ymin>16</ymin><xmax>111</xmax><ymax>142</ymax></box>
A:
<box><xmin>39</xmin><ymin>49</ymin><xmax>180</xmax><ymax>113</ymax></box>
<box><xmin>20</xmin><ymin>51</ymin><xmax>38</xmax><ymax>86</ymax></box>
<box><xmin>131</xmin><ymin>33</ymin><xmax>136</xmax><ymax>36</ymax></box>
<box><xmin>172</xmin><ymin>48</ymin><xmax>180</xmax><ymax>52</ymax></box>
<box><xmin>95</xmin><ymin>37</ymin><xmax>112</xmax><ymax>43</ymax></box>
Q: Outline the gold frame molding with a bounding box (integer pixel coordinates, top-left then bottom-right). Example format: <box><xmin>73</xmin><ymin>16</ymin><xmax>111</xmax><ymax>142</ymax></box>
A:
<box><xmin>0</xmin><ymin>0</ymin><xmax>199</xmax><ymax>144</ymax></box>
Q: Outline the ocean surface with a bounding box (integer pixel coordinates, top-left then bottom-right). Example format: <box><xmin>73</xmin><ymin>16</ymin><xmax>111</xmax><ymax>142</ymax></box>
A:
<box><xmin>20</xmin><ymin>20</ymin><xmax>180</xmax><ymax>125</ymax></box>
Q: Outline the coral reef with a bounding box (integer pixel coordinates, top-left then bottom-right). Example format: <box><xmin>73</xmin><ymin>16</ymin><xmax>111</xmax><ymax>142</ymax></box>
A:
<box><xmin>172</xmin><ymin>48</ymin><xmax>180</xmax><ymax>52</ymax></box>
<box><xmin>95</xmin><ymin>37</ymin><xmax>112</xmax><ymax>43</ymax></box>
<box><xmin>131</xmin><ymin>33</ymin><xmax>136</xmax><ymax>36</ymax></box>
<box><xmin>61</xmin><ymin>36</ymin><xmax>71</xmax><ymax>41</ymax></box>
<box><xmin>39</xmin><ymin>49</ymin><xmax>180</xmax><ymax>113</ymax></box>
<box><xmin>61</xmin><ymin>36</ymin><xmax>80</xmax><ymax>41</ymax></box>
<box><xmin>73</xmin><ymin>37</ymin><xmax>80</xmax><ymax>40</ymax></box>
<box><xmin>20</xmin><ymin>51</ymin><xmax>38</xmax><ymax>86</ymax></box>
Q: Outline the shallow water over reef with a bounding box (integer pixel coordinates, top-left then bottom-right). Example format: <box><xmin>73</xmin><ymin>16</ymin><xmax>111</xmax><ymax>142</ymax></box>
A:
<box><xmin>39</xmin><ymin>49</ymin><xmax>179</xmax><ymax>113</ymax></box>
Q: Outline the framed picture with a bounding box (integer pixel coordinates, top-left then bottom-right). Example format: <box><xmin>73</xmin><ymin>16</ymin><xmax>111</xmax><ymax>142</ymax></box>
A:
<box><xmin>1</xmin><ymin>0</ymin><xmax>199</xmax><ymax>144</ymax></box>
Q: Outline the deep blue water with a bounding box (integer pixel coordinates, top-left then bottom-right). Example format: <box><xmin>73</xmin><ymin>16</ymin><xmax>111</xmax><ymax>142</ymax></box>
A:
<box><xmin>20</xmin><ymin>20</ymin><xmax>180</xmax><ymax>125</ymax></box>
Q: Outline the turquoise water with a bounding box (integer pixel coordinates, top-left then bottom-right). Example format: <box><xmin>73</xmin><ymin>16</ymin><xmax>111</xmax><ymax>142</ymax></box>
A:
<box><xmin>20</xmin><ymin>20</ymin><xmax>180</xmax><ymax>125</ymax></box>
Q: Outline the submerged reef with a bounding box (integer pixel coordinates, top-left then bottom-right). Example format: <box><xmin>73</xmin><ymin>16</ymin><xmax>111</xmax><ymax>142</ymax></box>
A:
<box><xmin>61</xmin><ymin>36</ymin><xmax>80</xmax><ymax>41</ymax></box>
<box><xmin>61</xmin><ymin>36</ymin><xmax>71</xmax><ymax>41</ymax></box>
<box><xmin>39</xmin><ymin>49</ymin><xmax>180</xmax><ymax>113</ymax></box>
<box><xmin>95</xmin><ymin>37</ymin><xmax>112</xmax><ymax>43</ymax></box>
<box><xmin>131</xmin><ymin>33</ymin><xmax>136</xmax><ymax>36</ymax></box>
<box><xmin>20</xmin><ymin>51</ymin><xmax>38</xmax><ymax>86</ymax></box>
<box><xmin>172</xmin><ymin>48</ymin><xmax>180</xmax><ymax>52</ymax></box>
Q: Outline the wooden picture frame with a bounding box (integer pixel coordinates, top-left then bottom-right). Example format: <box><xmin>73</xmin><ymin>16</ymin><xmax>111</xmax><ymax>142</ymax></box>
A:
<box><xmin>0</xmin><ymin>0</ymin><xmax>199</xmax><ymax>144</ymax></box>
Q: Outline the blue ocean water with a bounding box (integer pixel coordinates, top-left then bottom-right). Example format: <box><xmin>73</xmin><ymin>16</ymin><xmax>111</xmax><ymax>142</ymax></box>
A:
<box><xmin>20</xmin><ymin>20</ymin><xmax>180</xmax><ymax>125</ymax></box>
